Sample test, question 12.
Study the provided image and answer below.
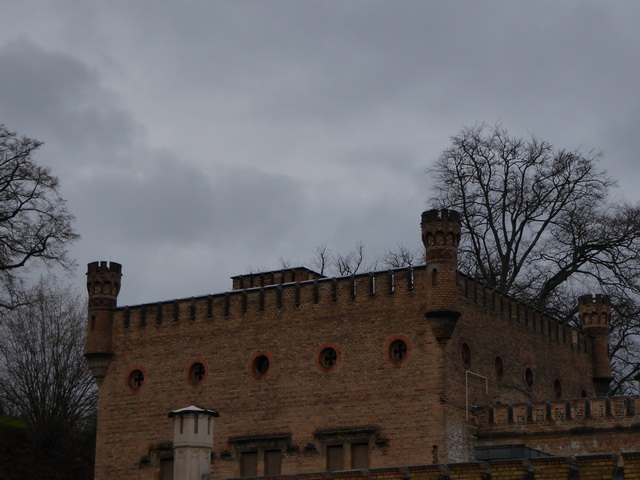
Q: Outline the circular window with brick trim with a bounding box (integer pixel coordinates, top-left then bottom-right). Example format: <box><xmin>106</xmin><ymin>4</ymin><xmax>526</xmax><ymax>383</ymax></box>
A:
<box><xmin>248</xmin><ymin>351</ymin><xmax>273</xmax><ymax>379</ymax></box>
<box><xmin>390</xmin><ymin>340</ymin><xmax>407</xmax><ymax>362</ymax></box>
<box><xmin>125</xmin><ymin>367</ymin><xmax>146</xmax><ymax>392</ymax></box>
<box><xmin>187</xmin><ymin>361</ymin><xmax>207</xmax><ymax>386</ymax></box>
<box><xmin>253</xmin><ymin>355</ymin><xmax>270</xmax><ymax>376</ymax></box>
<box><xmin>494</xmin><ymin>355</ymin><xmax>504</xmax><ymax>381</ymax></box>
<box><xmin>460</xmin><ymin>343</ymin><xmax>471</xmax><ymax>369</ymax></box>
<box><xmin>315</xmin><ymin>343</ymin><xmax>340</xmax><ymax>373</ymax></box>
<box><xmin>384</xmin><ymin>335</ymin><xmax>411</xmax><ymax>366</ymax></box>
<box><xmin>553</xmin><ymin>379</ymin><xmax>562</xmax><ymax>399</ymax></box>
<box><xmin>524</xmin><ymin>367</ymin><xmax>534</xmax><ymax>389</ymax></box>
<box><xmin>319</xmin><ymin>348</ymin><xmax>337</xmax><ymax>369</ymax></box>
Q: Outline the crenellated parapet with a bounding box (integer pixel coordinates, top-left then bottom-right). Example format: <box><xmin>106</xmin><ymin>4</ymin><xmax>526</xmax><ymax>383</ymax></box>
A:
<box><xmin>473</xmin><ymin>396</ymin><xmax>640</xmax><ymax>459</ymax></box>
<box><xmin>579</xmin><ymin>294</ymin><xmax>611</xmax><ymax>335</ymax></box>
<box><xmin>87</xmin><ymin>261</ymin><xmax>122</xmax><ymax>309</ymax></box>
<box><xmin>475</xmin><ymin>395</ymin><xmax>639</xmax><ymax>427</ymax></box>
<box><xmin>459</xmin><ymin>273</ymin><xmax>591</xmax><ymax>353</ymax></box>
<box><xmin>114</xmin><ymin>266</ymin><xmax>421</xmax><ymax>330</ymax></box>
<box><xmin>231</xmin><ymin>267</ymin><xmax>325</xmax><ymax>290</ymax></box>
<box><xmin>224</xmin><ymin>453</ymin><xmax>640</xmax><ymax>480</ymax></box>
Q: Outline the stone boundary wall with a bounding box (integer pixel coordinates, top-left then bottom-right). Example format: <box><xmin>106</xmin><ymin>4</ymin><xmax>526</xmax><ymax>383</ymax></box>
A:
<box><xmin>227</xmin><ymin>452</ymin><xmax>640</xmax><ymax>480</ymax></box>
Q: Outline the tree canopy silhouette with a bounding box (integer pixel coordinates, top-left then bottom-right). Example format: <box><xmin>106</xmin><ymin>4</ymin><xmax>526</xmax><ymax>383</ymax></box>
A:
<box><xmin>0</xmin><ymin>125</ymin><xmax>79</xmax><ymax>310</ymax></box>
<box><xmin>429</xmin><ymin>124</ymin><xmax>640</xmax><ymax>394</ymax></box>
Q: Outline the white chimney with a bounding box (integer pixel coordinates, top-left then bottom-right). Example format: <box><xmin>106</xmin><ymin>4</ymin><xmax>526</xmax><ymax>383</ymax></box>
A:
<box><xmin>169</xmin><ymin>406</ymin><xmax>219</xmax><ymax>480</ymax></box>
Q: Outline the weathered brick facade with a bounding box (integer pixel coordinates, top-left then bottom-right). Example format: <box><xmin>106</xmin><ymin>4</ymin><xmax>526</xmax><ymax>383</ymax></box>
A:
<box><xmin>86</xmin><ymin>209</ymin><xmax>638</xmax><ymax>480</ymax></box>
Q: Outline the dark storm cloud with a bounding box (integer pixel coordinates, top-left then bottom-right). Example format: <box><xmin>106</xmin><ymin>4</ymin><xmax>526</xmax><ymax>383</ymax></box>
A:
<box><xmin>0</xmin><ymin>40</ymin><xmax>141</xmax><ymax>172</ymax></box>
<box><xmin>2</xmin><ymin>1</ymin><xmax>640</xmax><ymax>304</ymax></box>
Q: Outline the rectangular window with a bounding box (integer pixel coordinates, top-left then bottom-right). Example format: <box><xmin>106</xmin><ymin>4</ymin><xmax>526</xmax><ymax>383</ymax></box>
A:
<box><xmin>326</xmin><ymin>444</ymin><xmax>344</xmax><ymax>472</ymax></box>
<box><xmin>240</xmin><ymin>451</ymin><xmax>258</xmax><ymax>477</ymax></box>
<box><xmin>351</xmin><ymin>443</ymin><xmax>369</xmax><ymax>469</ymax></box>
<box><xmin>264</xmin><ymin>450</ymin><xmax>282</xmax><ymax>476</ymax></box>
<box><xmin>160</xmin><ymin>459</ymin><xmax>174</xmax><ymax>480</ymax></box>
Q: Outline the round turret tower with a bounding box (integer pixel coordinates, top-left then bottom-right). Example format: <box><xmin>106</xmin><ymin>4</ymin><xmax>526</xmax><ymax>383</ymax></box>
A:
<box><xmin>578</xmin><ymin>294</ymin><xmax>612</xmax><ymax>396</ymax></box>
<box><xmin>421</xmin><ymin>209</ymin><xmax>462</xmax><ymax>341</ymax></box>
<box><xmin>85</xmin><ymin>261</ymin><xmax>122</xmax><ymax>385</ymax></box>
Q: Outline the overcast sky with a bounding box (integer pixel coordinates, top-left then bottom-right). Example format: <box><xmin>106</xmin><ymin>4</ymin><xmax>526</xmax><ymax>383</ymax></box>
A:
<box><xmin>1</xmin><ymin>2</ymin><xmax>639</xmax><ymax>305</ymax></box>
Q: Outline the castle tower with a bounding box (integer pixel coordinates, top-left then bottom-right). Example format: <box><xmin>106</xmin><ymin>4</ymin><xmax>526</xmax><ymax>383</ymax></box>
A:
<box><xmin>421</xmin><ymin>209</ymin><xmax>462</xmax><ymax>341</ymax></box>
<box><xmin>85</xmin><ymin>261</ymin><xmax>122</xmax><ymax>385</ymax></box>
<box><xmin>578</xmin><ymin>294</ymin><xmax>612</xmax><ymax>396</ymax></box>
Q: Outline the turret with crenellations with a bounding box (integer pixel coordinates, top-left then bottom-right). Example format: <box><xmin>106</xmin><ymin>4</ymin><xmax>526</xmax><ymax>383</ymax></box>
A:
<box><xmin>579</xmin><ymin>293</ymin><xmax>612</xmax><ymax>396</ymax></box>
<box><xmin>85</xmin><ymin>261</ymin><xmax>122</xmax><ymax>385</ymax></box>
<box><xmin>421</xmin><ymin>208</ymin><xmax>461</xmax><ymax>341</ymax></box>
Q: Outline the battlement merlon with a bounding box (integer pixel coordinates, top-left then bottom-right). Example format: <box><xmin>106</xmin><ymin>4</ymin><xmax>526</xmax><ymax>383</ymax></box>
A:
<box><xmin>87</xmin><ymin>261</ymin><xmax>123</xmax><ymax>308</ymax></box>
<box><xmin>578</xmin><ymin>294</ymin><xmax>611</xmax><ymax>331</ymax></box>
<box><xmin>231</xmin><ymin>267</ymin><xmax>324</xmax><ymax>290</ymax></box>
<box><xmin>421</xmin><ymin>207</ymin><xmax>461</xmax><ymax>224</ymax></box>
<box><xmin>87</xmin><ymin>260</ymin><xmax>123</xmax><ymax>275</ymax></box>
<box><xmin>421</xmin><ymin>208</ymin><xmax>462</xmax><ymax>249</ymax></box>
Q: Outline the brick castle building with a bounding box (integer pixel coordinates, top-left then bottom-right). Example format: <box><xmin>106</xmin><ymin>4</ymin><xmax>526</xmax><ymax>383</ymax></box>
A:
<box><xmin>85</xmin><ymin>209</ymin><xmax>640</xmax><ymax>480</ymax></box>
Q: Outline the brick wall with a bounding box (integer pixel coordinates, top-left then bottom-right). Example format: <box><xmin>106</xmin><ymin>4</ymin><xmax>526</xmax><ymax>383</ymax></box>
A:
<box><xmin>474</xmin><ymin>396</ymin><xmax>640</xmax><ymax>456</ymax></box>
<box><xmin>235</xmin><ymin>454</ymin><xmax>640</xmax><ymax>480</ymax></box>
<box><xmin>92</xmin><ymin>264</ymin><xmax>599</xmax><ymax>480</ymax></box>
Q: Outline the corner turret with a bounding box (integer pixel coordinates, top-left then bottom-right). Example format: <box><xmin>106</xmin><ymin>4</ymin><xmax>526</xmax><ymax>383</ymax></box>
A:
<box><xmin>85</xmin><ymin>261</ymin><xmax>122</xmax><ymax>385</ymax></box>
<box><xmin>421</xmin><ymin>209</ymin><xmax>461</xmax><ymax>341</ymax></box>
<box><xmin>578</xmin><ymin>294</ymin><xmax>612</xmax><ymax>396</ymax></box>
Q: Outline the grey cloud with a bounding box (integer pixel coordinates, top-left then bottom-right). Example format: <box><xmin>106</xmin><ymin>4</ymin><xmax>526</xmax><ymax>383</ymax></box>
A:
<box><xmin>2</xmin><ymin>1</ymin><xmax>640</xmax><ymax>305</ymax></box>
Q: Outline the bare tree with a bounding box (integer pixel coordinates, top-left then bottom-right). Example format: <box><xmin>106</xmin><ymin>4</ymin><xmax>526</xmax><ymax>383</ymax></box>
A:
<box><xmin>0</xmin><ymin>126</ymin><xmax>79</xmax><ymax>310</ymax></box>
<box><xmin>0</xmin><ymin>277</ymin><xmax>96</xmax><ymax>478</ymax></box>
<box><xmin>0</xmin><ymin>277</ymin><xmax>96</xmax><ymax>429</ymax></box>
<box><xmin>334</xmin><ymin>241</ymin><xmax>377</xmax><ymax>276</ymax></box>
<box><xmin>380</xmin><ymin>244</ymin><xmax>422</xmax><ymax>269</ymax></box>
<box><xmin>429</xmin><ymin>123</ymin><xmax>640</xmax><ymax>394</ymax></box>
<box><xmin>304</xmin><ymin>243</ymin><xmax>416</xmax><ymax>276</ymax></box>
<box><xmin>309</xmin><ymin>244</ymin><xmax>332</xmax><ymax>275</ymax></box>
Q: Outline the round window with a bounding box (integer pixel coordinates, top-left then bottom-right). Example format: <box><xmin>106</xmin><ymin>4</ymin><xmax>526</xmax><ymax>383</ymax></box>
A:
<box><xmin>128</xmin><ymin>369</ymin><xmax>145</xmax><ymax>391</ymax></box>
<box><xmin>389</xmin><ymin>339</ymin><xmax>408</xmax><ymax>363</ymax></box>
<box><xmin>253</xmin><ymin>355</ymin><xmax>270</xmax><ymax>377</ymax></box>
<box><xmin>319</xmin><ymin>347</ymin><xmax>337</xmax><ymax>370</ymax></box>
<box><xmin>189</xmin><ymin>362</ymin><xmax>206</xmax><ymax>385</ymax></box>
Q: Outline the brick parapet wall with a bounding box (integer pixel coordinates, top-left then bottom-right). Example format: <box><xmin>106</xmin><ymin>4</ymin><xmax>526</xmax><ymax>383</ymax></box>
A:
<box><xmin>473</xmin><ymin>397</ymin><xmax>640</xmax><ymax>457</ymax></box>
<box><xmin>474</xmin><ymin>395</ymin><xmax>639</xmax><ymax>428</ymax></box>
<box><xmin>113</xmin><ymin>268</ymin><xmax>590</xmax><ymax>360</ymax></box>
<box><xmin>93</xmin><ymin>264</ymin><xmax>601</xmax><ymax>479</ymax></box>
<box><xmin>459</xmin><ymin>273</ymin><xmax>590</xmax><ymax>353</ymax></box>
<box><xmin>225</xmin><ymin>453</ymin><xmax>640</xmax><ymax>480</ymax></box>
<box><xmin>115</xmin><ymin>266</ymin><xmax>420</xmax><ymax>329</ymax></box>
